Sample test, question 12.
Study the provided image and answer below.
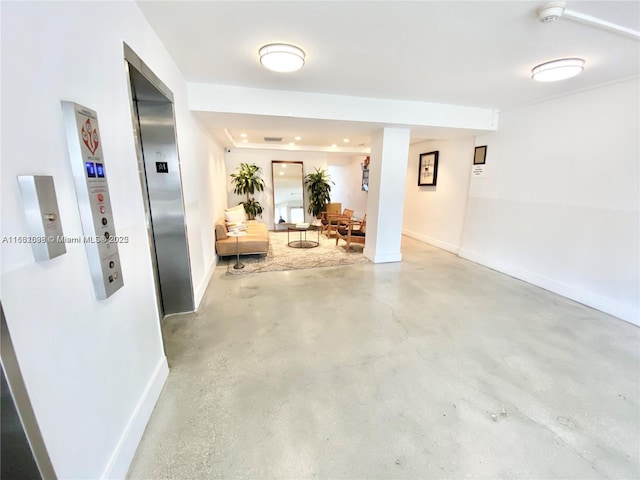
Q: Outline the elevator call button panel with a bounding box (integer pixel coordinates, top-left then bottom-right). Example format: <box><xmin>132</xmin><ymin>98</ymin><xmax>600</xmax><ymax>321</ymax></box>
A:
<box><xmin>61</xmin><ymin>101</ymin><xmax>124</xmax><ymax>300</ymax></box>
<box><xmin>17</xmin><ymin>175</ymin><xmax>67</xmax><ymax>261</ymax></box>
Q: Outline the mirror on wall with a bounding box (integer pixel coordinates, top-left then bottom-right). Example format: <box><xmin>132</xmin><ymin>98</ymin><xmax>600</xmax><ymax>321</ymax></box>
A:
<box><xmin>272</xmin><ymin>161</ymin><xmax>304</xmax><ymax>225</ymax></box>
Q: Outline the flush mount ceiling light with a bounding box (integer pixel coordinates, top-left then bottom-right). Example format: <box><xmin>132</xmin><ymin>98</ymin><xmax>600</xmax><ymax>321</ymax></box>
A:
<box><xmin>259</xmin><ymin>43</ymin><xmax>305</xmax><ymax>72</ymax></box>
<box><xmin>532</xmin><ymin>58</ymin><xmax>585</xmax><ymax>82</ymax></box>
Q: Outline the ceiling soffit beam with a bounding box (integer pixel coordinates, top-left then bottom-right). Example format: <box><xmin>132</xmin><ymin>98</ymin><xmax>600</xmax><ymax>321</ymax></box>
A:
<box><xmin>230</xmin><ymin>142</ymin><xmax>370</xmax><ymax>154</ymax></box>
<box><xmin>188</xmin><ymin>83</ymin><xmax>499</xmax><ymax>133</ymax></box>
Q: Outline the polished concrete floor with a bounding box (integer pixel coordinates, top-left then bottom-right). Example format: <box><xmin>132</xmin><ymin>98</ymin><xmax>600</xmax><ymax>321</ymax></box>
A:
<box><xmin>127</xmin><ymin>236</ymin><xmax>639</xmax><ymax>479</ymax></box>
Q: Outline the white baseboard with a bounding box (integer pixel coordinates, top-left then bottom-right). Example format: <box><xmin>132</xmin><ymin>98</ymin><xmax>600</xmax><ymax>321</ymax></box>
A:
<box><xmin>102</xmin><ymin>356</ymin><xmax>169</xmax><ymax>479</ymax></box>
<box><xmin>402</xmin><ymin>228</ymin><xmax>460</xmax><ymax>254</ymax></box>
<box><xmin>194</xmin><ymin>256</ymin><xmax>218</xmax><ymax>309</ymax></box>
<box><xmin>364</xmin><ymin>249</ymin><xmax>402</xmax><ymax>263</ymax></box>
<box><xmin>459</xmin><ymin>248</ymin><xmax>639</xmax><ymax>326</ymax></box>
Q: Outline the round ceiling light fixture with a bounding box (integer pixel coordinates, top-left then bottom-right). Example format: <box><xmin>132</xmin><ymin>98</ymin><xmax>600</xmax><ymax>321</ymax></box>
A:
<box><xmin>259</xmin><ymin>43</ymin><xmax>305</xmax><ymax>72</ymax></box>
<box><xmin>532</xmin><ymin>58</ymin><xmax>585</xmax><ymax>82</ymax></box>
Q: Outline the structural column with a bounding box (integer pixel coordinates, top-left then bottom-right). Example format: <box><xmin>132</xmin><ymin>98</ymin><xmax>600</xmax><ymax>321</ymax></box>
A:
<box><xmin>364</xmin><ymin>128</ymin><xmax>411</xmax><ymax>263</ymax></box>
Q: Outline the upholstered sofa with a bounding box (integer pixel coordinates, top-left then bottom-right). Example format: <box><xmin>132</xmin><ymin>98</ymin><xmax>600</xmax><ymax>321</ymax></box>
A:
<box><xmin>215</xmin><ymin>219</ymin><xmax>269</xmax><ymax>256</ymax></box>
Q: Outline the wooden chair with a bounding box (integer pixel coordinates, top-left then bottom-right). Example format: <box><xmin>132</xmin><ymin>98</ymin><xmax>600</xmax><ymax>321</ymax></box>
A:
<box><xmin>321</xmin><ymin>208</ymin><xmax>354</xmax><ymax>238</ymax></box>
<box><xmin>324</xmin><ymin>202</ymin><xmax>342</xmax><ymax>215</ymax></box>
<box><xmin>335</xmin><ymin>215</ymin><xmax>366</xmax><ymax>252</ymax></box>
<box><xmin>318</xmin><ymin>202</ymin><xmax>340</xmax><ymax>236</ymax></box>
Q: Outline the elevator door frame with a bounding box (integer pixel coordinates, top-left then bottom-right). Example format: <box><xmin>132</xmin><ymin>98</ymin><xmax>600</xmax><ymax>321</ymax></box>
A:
<box><xmin>1</xmin><ymin>304</ymin><xmax>57</xmax><ymax>479</ymax></box>
<box><xmin>124</xmin><ymin>43</ymin><xmax>194</xmax><ymax>317</ymax></box>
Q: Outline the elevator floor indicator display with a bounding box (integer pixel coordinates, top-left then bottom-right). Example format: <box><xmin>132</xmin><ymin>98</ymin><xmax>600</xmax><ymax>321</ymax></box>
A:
<box><xmin>61</xmin><ymin>101</ymin><xmax>124</xmax><ymax>300</ymax></box>
<box><xmin>85</xmin><ymin>162</ymin><xmax>96</xmax><ymax>177</ymax></box>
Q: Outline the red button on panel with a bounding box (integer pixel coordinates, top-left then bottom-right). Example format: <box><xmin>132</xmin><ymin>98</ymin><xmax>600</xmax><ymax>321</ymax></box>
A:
<box><xmin>97</xmin><ymin>193</ymin><xmax>104</xmax><ymax>202</ymax></box>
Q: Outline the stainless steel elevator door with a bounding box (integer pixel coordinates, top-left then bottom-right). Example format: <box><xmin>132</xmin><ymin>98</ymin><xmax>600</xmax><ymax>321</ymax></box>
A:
<box><xmin>129</xmin><ymin>66</ymin><xmax>194</xmax><ymax>316</ymax></box>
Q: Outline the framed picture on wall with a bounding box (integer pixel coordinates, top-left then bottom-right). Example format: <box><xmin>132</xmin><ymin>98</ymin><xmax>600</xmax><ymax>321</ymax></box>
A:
<box><xmin>474</xmin><ymin>145</ymin><xmax>487</xmax><ymax>165</ymax></box>
<box><xmin>361</xmin><ymin>167</ymin><xmax>369</xmax><ymax>192</ymax></box>
<box><xmin>418</xmin><ymin>151</ymin><xmax>439</xmax><ymax>186</ymax></box>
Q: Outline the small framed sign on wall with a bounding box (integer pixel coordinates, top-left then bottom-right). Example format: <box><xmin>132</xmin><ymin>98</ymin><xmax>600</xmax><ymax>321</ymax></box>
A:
<box><xmin>418</xmin><ymin>151</ymin><xmax>439</xmax><ymax>186</ymax></box>
<box><xmin>474</xmin><ymin>145</ymin><xmax>487</xmax><ymax>165</ymax></box>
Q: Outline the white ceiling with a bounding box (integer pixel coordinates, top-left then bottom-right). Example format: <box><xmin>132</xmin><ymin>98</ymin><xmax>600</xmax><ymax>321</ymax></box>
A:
<box><xmin>137</xmin><ymin>0</ymin><xmax>640</xmax><ymax>151</ymax></box>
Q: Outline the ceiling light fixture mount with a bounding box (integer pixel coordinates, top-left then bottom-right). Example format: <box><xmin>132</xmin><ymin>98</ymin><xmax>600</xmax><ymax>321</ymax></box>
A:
<box><xmin>259</xmin><ymin>43</ymin><xmax>305</xmax><ymax>73</ymax></box>
<box><xmin>532</xmin><ymin>58</ymin><xmax>585</xmax><ymax>81</ymax></box>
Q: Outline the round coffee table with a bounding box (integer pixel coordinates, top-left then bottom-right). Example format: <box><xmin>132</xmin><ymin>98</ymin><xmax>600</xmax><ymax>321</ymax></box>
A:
<box><xmin>287</xmin><ymin>224</ymin><xmax>319</xmax><ymax>248</ymax></box>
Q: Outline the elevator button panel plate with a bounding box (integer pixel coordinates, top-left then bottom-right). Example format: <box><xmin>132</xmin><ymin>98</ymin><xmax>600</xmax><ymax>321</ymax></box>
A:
<box><xmin>61</xmin><ymin>101</ymin><xmax>124</xmax><ymax>300</ymax></box>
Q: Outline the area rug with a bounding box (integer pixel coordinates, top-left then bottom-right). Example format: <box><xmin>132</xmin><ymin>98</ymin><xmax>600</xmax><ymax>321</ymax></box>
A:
<box><xmin>225</xmin><ymin>231</ymin><xmax>370</xmax><ymax>275</ymax></box>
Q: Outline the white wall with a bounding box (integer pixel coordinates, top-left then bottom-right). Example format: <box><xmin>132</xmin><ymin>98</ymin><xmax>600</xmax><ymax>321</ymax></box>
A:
<box><xmin>180</xmin><ymin>121</ymin><xmax>227</xmax><ymax>305</ymax></box>
<box><xmin>402</xmin><ymin>137</ymin><xmax>475</xmax><ymax>253</ymax></box>
<box><xmin>0</xmin><ymin>1</ymin><xmax>226</xmax><ymax>478</ymax></box>
<box><xmin>328</xmin><ymin>156</ymin><xmax>369</xmax><ymax>219</ymax></box>
<box><xmin>460</xmin><ymin>79</ymin><xmax>639</xmax><ymax>325</ymax></box>
<box><xmin>224</xmin><ymin>149</ymin><xmax>328</xmax><ymax>229</ymax></box>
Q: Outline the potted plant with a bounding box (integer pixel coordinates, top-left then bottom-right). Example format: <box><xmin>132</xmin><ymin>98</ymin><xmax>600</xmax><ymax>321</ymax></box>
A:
<box><xmin>242</xmin><ymin>198</ymin><xmax>263</xmax><ymax>220</ymax></box>
<box><xmin>304</xmin><ymin>167</ymin><xmax>334</xmax><ymax>217</ymax></box>
<box><xmin>230</xmin><ymin>163</ymin><xmax>265</xmax><ymax>219</ymax></box>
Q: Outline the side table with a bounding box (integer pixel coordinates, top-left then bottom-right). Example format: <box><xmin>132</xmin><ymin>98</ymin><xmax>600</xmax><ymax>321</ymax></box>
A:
<box><xmin>227</xmin><ymin>230</ymin><xmax>247</xmax><ymax>269</ymax></box>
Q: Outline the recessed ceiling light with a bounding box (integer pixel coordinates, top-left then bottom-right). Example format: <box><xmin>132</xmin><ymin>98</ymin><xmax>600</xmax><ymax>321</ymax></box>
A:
<box><xmin>532</xmin><ymin>58</ymin><xmax>585</xmax><ymax>82</ymax></box>
<box><xmin>343</xmin><ymin>138</ymin><xmax>350</xmax><ymax>143</ymax></box>
<box><xmin>281</xmin><ymin>164</ymin><xmax>287</xmax><ymax>168</ymax></box>
<box><xmin>331</xmin><ymin>144</ymin><xmax>337</xmax><ymax>148</ymax></box>
<box><xmin>242</xmin><ymin>139</ymin><xmax>248</xmax><ymax>143</ymax></box>
<box><xmin>240</xmin><ymin>133</ymin><xmax>247</xmax><ymax>138</ymax></box>
<box><xmin>259</xmin><ymin>43</ymin><xmax>305</xmax><ymax>73</ymax></box>
<box><xmin>295</xmin><ymin>136</ymin><xmax>301</xmax><ymax>141</ymax></box>
<box><xmin>279</xmin><ymin>171</ymin><xmax>284</xmax><ymax>176</ymax></box>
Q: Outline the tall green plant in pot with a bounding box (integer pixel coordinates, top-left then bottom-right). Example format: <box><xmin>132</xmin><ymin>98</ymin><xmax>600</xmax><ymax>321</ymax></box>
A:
<box><xmin>230</xmin><ymin>163</ymin><xmax>265</xmax><ymax>219</ymax></box>
<box><xmin>305</xmin><ymin>168</ymin><xmax>334</xmax><ymax>217</ymax></box>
